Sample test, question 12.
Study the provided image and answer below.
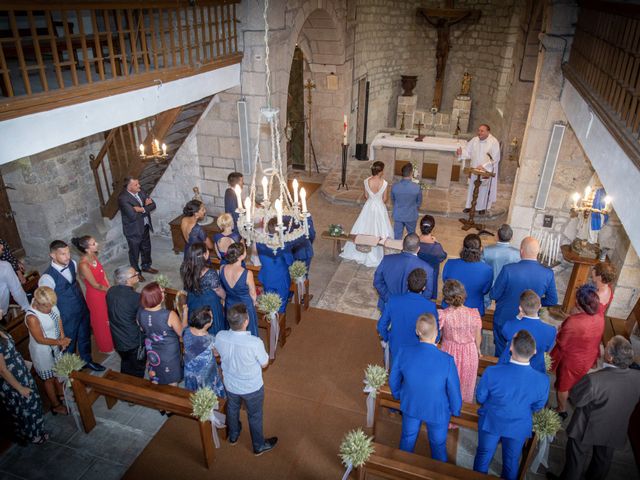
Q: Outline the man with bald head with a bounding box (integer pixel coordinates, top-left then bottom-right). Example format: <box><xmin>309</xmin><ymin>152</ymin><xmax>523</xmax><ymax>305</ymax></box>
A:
<box><xmin>489</xmin><ymin>236</ymin><xmax>557</xmax><ymax>357</ymax></box>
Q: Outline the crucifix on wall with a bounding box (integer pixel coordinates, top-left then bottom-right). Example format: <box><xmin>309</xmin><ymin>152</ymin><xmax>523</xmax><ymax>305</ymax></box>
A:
<box><xmin>418</xmin><ymin>2</ymin><xmax>481</xmax><ymax>111</ymax></box>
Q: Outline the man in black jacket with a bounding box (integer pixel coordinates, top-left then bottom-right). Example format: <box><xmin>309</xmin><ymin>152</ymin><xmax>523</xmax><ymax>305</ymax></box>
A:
<box><xmin>106</xmin><ymin>266</ymin><xmax>145</xmax><ymax>378</ymax></box>
<box><xmin>548</xmin><ymin>335</ymin><xmax>640</xmax><ymax>480</ymax></box>
<box><xmin>118</xmin><ymin>177</ymin><xmax>158</xmax><ymax>281</ymax></box>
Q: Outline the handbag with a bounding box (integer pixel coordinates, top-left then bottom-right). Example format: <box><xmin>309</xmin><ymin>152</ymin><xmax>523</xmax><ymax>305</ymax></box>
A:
<box><xmin>136</xmin><ymin>342</ymin><xmax>146</xmax><ymax>361</ymax></box>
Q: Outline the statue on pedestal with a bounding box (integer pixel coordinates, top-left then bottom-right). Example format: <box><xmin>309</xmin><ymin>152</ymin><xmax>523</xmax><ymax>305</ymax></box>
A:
<box><xmin>460</xmin><ymin>72</ymin><xmax>472</xmax><ymax>96</ymax></box>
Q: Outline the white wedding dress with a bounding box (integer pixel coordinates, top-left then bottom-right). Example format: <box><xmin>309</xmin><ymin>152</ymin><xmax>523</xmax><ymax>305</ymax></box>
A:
<box><xmin>340</xmin><ymin>177</ymin><xmax>394</xmax><ymax>267</ymax></box>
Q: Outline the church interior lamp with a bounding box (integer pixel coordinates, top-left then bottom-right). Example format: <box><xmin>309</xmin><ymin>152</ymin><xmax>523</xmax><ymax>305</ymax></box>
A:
<box><xmin>569</xmin><ymin>185</ymin><xmax>612</xmax><ymax>258</ymax></box>
<box><xmin>138</xmin><ymin>138</ymin><xmax>168</xmax><ymax>161</ymax></box>
<box><xmin>235</xmin><ymin>0</ymin><xmax>310</xmax><ymax>253</ymax></box>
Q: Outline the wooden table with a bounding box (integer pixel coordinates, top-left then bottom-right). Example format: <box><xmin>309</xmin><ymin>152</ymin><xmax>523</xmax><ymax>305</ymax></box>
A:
<box><xmin>561</xmin><ymin>244</ymin><xmax>602</xmax><ymax>312</ymax></box>
<box><xmin>320</xmin><ymin>231</ymin><xmax>354</xmax><ymax>260</ymax></box>
<box><xmin>169</xmin><ymin>214</ymin><xmax>221</xmax><ymax>254</ymax></box>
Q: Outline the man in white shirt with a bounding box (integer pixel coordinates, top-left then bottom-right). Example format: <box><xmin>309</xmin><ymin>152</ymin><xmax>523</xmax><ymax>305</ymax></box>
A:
<box><xmin>0</xmin><ymin>241</ymin><xmax>29</xmax><ymax>316</ymax></box>
<box><xmin>215</xmin><ymin>304</ymin><xmax>277</xmax><ymax>456</ymax></box>
<box><xmin>456</xmin><ymin>124</ymin><xmax>501</xmax><ymax>214</ymax></box>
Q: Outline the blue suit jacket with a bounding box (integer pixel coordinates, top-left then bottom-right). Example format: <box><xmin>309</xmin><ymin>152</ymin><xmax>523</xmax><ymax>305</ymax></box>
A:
<box><xmin>417</xmin><ymin>242</ymin><xmax>447</xmax><ymax>300</ymax></box>
<box><xmin>291</xmin><ymin>215</ymin><xmax>316</xmax><ymax>263</ymax></box>
<box><xmin>499</xmin><ymin>317</ymin><xmax>557</xmax><ymax>373</ymax></box>
<box><xmin>374</xmin><ymin>252</ymin><xmax>435</xmax><ymax>310</ymax></box>
<box><xmin>442</xmin><ymin>259</ymin><xmax>493</xmax><ymax>316</ymax></box>
<box><xmin>482</xmin><ymin>243</ymin><xmax>521</xmax><ymax>285</ymax></box>
<box><xmin>391</xmin><ymin>180</ymin><xmax>422</xmax><ymax>222</ymax></box>
<box><xmin>390</xmin><ymin>343</ymin><xmax>462</xmax><ymax>424</ymax></box>
<box><xmin>476</xmin><ymin>362</ymin><xmax>549</xmax><ymax>440</ymax></box>
<box><xmin>256</xmin><ymin>242</ymin><xmax>293</xmax><ymax>313</ymax></box>
<box><xmin>377</xmin><ymin>292</ymin><xmax>439</xmax><ymax>361</ymax></box>
<box><xmin>490</xmin><ymin>260</ymin><xmax>558</xmax><ymax>330</ymax></box>
<box><xmin>224</xmin><ymin>187</ymin><xmax>239</xmax><ymax>231</ymax></box>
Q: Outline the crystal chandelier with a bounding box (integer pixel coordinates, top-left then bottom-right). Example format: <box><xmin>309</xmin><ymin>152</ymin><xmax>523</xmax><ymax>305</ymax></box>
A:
<box><xmin>235</xmin><ymin>0</ymin><xmax>310</xmax><ymax>252</ymax></box>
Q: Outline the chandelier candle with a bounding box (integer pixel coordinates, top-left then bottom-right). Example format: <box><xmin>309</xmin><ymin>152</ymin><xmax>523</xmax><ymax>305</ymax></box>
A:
<box><xmin>262</xmin><ymin>176</ymin><xmax>269</xmax><ymax>204</ymax></box>
<box><xmin>292</xmin><ymin>178</ymin><xmax>299</xmax><ymax>204</ymax></box>
<box><xmin>234</xmin><ymin>185</ymin><xmax>243</xmax><ymax>211</ymax></box>
<box><xmin>300</xmin><ymin>187</ymin><xmax>308</xmax><ymax>213</ymax></box>
<box><xmin>244</xmin><ymin>197</ymin><xmax>252</xmax><ymax>223</ymax></box>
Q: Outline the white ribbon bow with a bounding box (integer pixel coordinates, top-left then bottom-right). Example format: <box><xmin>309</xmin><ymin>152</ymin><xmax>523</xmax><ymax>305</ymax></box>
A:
<box><xmin>295</xmin><ymin>277</ymin><xmax>306</xmax><ymax>304</ymax></box>
<box><xmin>363</xmin><ymin>381</ymin><xmax>377</xmax><ymax>428</ymax></box>
<box><xmin>530</xmin><ymin>434</ymin><xmax>554</xmax><ymax>472</ymax></box>
<box><xmin>209</xmin><ymin>410</ymin><xmax>226</xmax><ymax>448</ymax></box>
<box><xmin>269</xmin><ymin>312</ymin><xmax>279</xmax><ymax>360</ymax></box>
<box><xmin>381</xmin><ymin>340</ymin><xmax>390</xmax><ymax>372</ymax></box>
<box><xmin>56</xmin><ymin>376</ymin><xmax>82</xmax><ymax>432</ymax></box>
<box><xmin>341</xmin><ymin>461</ymin><xmax>354</xmax><ymax>480</ymax></box>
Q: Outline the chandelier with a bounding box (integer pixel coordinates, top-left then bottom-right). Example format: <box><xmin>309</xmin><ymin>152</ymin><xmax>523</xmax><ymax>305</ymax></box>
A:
<box><xmin>235</xmin><ymin>0</ymin><xmax>310</xmax><ymax>252</ymax></box>
<box><xmin>139</xmin><ymin>138</ymin><xmax>168</xmax><ymax>160</ymax></box>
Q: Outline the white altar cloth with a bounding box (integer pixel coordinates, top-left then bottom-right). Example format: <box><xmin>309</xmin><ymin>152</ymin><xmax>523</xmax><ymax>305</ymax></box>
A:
<box><xmin>369</xmin><ymin>133</ymin><xmax>467</xmax><ymax>160</ymax></box>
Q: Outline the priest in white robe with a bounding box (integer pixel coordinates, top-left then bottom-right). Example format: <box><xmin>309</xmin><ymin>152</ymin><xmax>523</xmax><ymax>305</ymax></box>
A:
<box><xmin>456</xmin><ymin>124</ymin><xmax>501</xmax><ymax>213</ymax></box>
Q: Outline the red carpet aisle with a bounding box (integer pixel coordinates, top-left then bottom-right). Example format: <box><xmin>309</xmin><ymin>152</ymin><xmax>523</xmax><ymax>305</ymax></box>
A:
<box><xmin>125</xmin><ymin>307</ymin><xmax>383</xmax><ymax>480</ymax></box>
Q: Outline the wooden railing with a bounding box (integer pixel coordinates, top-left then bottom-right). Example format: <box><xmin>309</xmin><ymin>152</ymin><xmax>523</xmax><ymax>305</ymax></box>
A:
<box><xmin>563</xmin><ymin>1</ymin><xmax>640</xmax><ymax>167</ymax></box>
<box><xmin>0</xmin><ymin>1</ymin><xmax>241</xmax><ymax>120</ymax></box>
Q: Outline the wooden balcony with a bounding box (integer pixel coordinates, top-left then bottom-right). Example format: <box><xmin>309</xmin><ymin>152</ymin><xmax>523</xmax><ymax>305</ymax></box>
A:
<box><xmin>562</xmin><ymin>1</ymin><xmax>640</xmax><ymax>168</ymax></box>
<box><xmin>0</xmin><ymin>1</ymin><xmax>241</xmax><ymax>121</ymax></box>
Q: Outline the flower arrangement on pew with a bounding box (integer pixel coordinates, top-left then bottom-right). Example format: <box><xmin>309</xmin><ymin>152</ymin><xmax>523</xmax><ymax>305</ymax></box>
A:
<box><xmin>190</xmin><ymin>387</ymin><xmax>225</xmax><ymax>448</ymax></box>
<box><xmin>339</xmin><ymin>428</ymin><xmax>375</xmax><ymax>480</ymax></box>
<box><xmin>289</xmin><ymin>261</ymin><xmax>308</xmax><ymax>303</ymax></box>
<box><xmin>257</xmin><ymin>292</ymin><xmax>283</xmax><ymax>360</ymax></box>
<box><xmin>530</xmin><ymin>406</ymin><xmax>562</xmax><ymax>472</ymax></box>
<box><xmin>53</xmin><ymin>353</ymin><xmax>85</xmax><ymax>389</ymax></box>
<box><xmin>363</xmin><ymin>364</ymin><xmax>388</xmax><ymax>427</ymax></box>
<box><xmin>155</xmin><ymin>274</ymin><xmax>171</xmax><ymax>289</ymax></box>
<box><xmin>328</xmin><ymin>224</ymin><xmax>345</xmax><ymax>237</ymax></box>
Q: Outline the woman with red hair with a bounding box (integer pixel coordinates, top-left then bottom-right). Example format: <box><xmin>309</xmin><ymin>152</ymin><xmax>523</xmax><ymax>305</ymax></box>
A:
<box><xmin>550</xmin><ymin>284</ymin><xmax>604</xmax><ymax>419</ymax></box>
<box><xmin>137</xmin><ymin>282</ymin><xmax>185</xmax><ymax>385</ymax></box>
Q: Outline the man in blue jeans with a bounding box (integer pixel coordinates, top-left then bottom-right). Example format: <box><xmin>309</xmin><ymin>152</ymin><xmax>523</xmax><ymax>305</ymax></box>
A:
<box><xmin>215</xmin><ymin>304</ymin><xmax>277</xmax><ymax>455</ymax></box>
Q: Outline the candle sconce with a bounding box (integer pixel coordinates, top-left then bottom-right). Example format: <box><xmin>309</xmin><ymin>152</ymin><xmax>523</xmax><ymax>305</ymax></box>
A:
<box><xmin>568</xmin><ymin>185</ymin><xmax>612</xmax><ymax>259</ymax></box>
<box><xmin>569</xmin><ymin>186</ymin><xmax>612</xmax><ymax>219</ymax></box>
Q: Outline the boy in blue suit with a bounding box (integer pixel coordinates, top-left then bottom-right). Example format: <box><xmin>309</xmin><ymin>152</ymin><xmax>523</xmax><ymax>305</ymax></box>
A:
<box><xmin>473</xmin><ymin>330</ymin><xmax>549</xmax><ymax>479</ymax></box>
<box><xmin>389</xmin><ymin>313</ymin><xmax>462</xmax><ymax>462</ymax></box>
<box><xmin>499</xmin><ymin>290</ymin><xmax>556</xmax><ymax>373</ymax></box>
<box><xmin>377</xmin><ymin>268</ymin><xmax>439</xmax><ymax>366</ymax></box>
<box><xmin>391</xmin><ymin>164</ymin><xmax>422</xmax><ymax>239</ymax></box>
<box><xmin>374</xmin><ymin>234</ymin><xmax>435</xmax><ymax>311</ymax></box>
<box><xmin>490</xmin><ymin>237</ymin><xmax>557</xmax><ymax>357</ymax></box>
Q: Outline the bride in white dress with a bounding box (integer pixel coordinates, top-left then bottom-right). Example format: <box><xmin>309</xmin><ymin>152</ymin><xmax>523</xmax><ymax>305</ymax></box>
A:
<box><xmin>341</xmin><ymin>161</ymin><xmax>394</xmax><ymax>267</ymax></box>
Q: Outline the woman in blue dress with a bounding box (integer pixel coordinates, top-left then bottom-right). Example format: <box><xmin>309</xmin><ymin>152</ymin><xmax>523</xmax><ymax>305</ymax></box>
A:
<box><xmin>257</xmin><ymin>218</ymin><xmax>293</xmax><ymax>314</ymax></box>
<box><xmin>213</xmin><ymin>213</ymin><xmax>241</xmax><ymax>265</ymax></box>
<box><xmin>180</xmin><ymin>200</ymin><xmax>213</xmax><ymax>259</ymax></box>
<box><xmin>219</xmin><ymin>242</ymin><xmax>259</xmax><ymax>336</ymax></box>
<box><xmin>180</xmin><ymin>242</ymin><xmax>227</xmax><ymax>334</ymax></box>
<box><xmin>182</xmin><ymin>306</ymin><xmax>225</xmax><ymax>398</ymax></box>
<box><xmin>441</xmin><ymin>234</ymin><xmax>493</xmax><ymax>316</ymax></box>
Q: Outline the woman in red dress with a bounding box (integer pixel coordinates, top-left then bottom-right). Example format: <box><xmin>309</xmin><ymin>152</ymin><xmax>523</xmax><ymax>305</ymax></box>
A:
<box><xmin>550</xmin><ymin>284</ymin><xmax>603</xmax><ymax>419</ymax></box>
<box><xmin>72</xmin><ymin>236</ymin><xmax>114</xmax><ymax>353</ymax></box>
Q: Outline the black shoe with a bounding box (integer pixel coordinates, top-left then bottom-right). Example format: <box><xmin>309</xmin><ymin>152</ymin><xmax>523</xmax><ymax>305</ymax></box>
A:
<box><xmin>478</xmin><ymin>210</ymin><xmax>486</xmax><ymax>215</ymax></box>
<box><xmin>84</xmin><ymin>361</ymin><xmax>105</xmax><ymax>372</ymax></box>
<box><xmin>137</xmin><ymin>273</ymin><xmax>146</xmax><ymax>282</ymax></box>
<box><xmin>229</xmin><ymin>421</ymin><xmax>242</xmax><ymax>445</ymax></box>
<box><xmin>142</xmin><ymin>267</ymin><xmax>159</xmax><ymax>274</ymax></box>
<box><xmin>463</xmin><ymin>208</ymin><xmax>471</xmax><ymax>213</ymax></box>
<box><xmin>254</xmin><ymin>437</ymin><xmax>278</xmax><ymax>456</ymax></box>
<box><xmin>546</xmin><ymin>472</ymin><xmax>561</xmax><ymax>480</ymax></box>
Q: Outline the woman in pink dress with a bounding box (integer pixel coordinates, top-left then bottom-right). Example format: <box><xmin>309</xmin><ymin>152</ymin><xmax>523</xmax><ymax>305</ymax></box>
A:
<box><xmin>438</xmin><ymin>279</ymin><xmax>482</xmax><ymax>403</ymax></box>
<box><xmin>72</xmin><ymin>236</ymin><xmax>114</xmax><ymax>353</ymax></box>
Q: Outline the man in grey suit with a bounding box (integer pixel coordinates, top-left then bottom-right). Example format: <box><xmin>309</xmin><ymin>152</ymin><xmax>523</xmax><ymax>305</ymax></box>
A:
<box><xmin>391</xmin><ymin>164</ymin><xmax>422</xmax><ymax>239</ymax></box>
<box><xmin>547</xmin><ymin>335</ymin><xmax>640</xmax><ymax>480</ymax></box>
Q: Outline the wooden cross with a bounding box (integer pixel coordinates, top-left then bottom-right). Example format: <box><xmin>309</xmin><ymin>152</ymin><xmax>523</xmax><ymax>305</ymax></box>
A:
<box><xmin>418</xmin><ymin>2</ymin><xmax>481</xmax><ymax>110</ymax></box>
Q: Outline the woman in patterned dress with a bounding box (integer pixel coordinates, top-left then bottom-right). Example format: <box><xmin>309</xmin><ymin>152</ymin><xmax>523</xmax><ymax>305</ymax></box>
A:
<box><xmin>438</xmin><ymin>279</ymin><xmax>482</xmax><ymax>403</ymax></box>
<box><xmin>138</xmin><ymin>282</ymin><xmax>185</xmax><ymax>386</ymax></box>
<box><xmin>25</xmin><ymin>287</ymin><xmax>70</xmax><ymax>415</ymax></box>
<box><xmin>0</xmin><ymin>324</ymin><xmax>47</xmax><ymax>444</ymax></box>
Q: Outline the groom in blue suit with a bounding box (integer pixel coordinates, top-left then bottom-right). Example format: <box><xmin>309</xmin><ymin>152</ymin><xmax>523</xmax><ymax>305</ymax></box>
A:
<box><xmin>490</xmin><ymin>236</ymin><xmax>557</xmax><ymax>357</ymax></box>
<box><xmin>373</xmin><ymin>234</ymin><xmax>435</xmax><ymax>312</ymax></box>
<box><xmin>391</xmin><ymin>163</ymin><xmax>422</xmax><ymax>239</ymax></box>
<box><xmin>390</xmin><ymin>313</ymin><xmax>462</xmax><ymax>462</ymax></box>
<box><xmin>474</xmin><ymin>330</ymin><xmax>549</xmax><ymax>480</ymax></box>
<box><xmin>377</xmin><ymin>268</ymin><xmax>439</xmax><ymax>366</ymax></box>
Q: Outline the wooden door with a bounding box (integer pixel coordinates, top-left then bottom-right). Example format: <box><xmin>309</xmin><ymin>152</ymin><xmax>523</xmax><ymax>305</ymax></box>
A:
<box><xmin>0</xmin><ymin>172</ymin><xmax>24</xmax><ymax>257</ymax></box>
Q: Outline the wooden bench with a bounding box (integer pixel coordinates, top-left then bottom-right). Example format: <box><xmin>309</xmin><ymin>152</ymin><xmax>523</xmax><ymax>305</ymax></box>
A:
<box><xmin>357</xmin><ymin>442</ymin><xmax>499</xmax><ymax>479</ymax></box>
<box><xmin>372</xmin><ymin>382</ymin><xmax>538</xmax><ymax>480</ymax></box>
<box><xmin>71</xmin><ymin>369</ymin><xmax>227</xmax><ymax>469</ymax></box>
<box><xmin>321</xmin><ymin>231</ymin><xmax>355</xmax><ymax>260</ymax></box>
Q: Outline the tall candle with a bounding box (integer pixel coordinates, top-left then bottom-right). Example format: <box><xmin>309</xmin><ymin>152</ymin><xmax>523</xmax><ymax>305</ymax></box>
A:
<box><xmin>244</xmin><ymin>197</ymin><xmax>252</xmax><ymax>223</ymax></box>
<box><xmin>139</xmin><ymin>144</ymin><xmax>145</xmax><ymax>156</ymax></box>
<box><xmin>343</xmin><ymin>114</ymin><xmax>348</xmax><ymax>146</ymax></box>
<box><xmin>262</xmin><ymin>176</ymin><xmax>268</xmax><ymax>203</ymax></box>
<box><xmin>154</xmin><ymin>139</ymin><xmax>159</xmax><ymax>151</ymax></box>
<box><xmin>572</xmin><ymin>192</ymin><xmax>580</xmax><ymax>209</ymax></box>
<box><xmin>275</xmin><ymin>199</ymin><xmax>283</xmax><ymax>225</ymax></box>
<box><xmin>604</xmin><ymin>195</ymin><xmax>611</xmax><ymax>211</ymax></box>
<box><xmin>300</xmin><ymin>187</ymin><xmax>307</xmax><ymax>213</ymax></box>
<box><xmin>162</xmin><ymin>143</ymin><xmax>167</xmax><ymax>156</ymax></box>
<box><xmin>584</xmin><ymin>185</ymin><xmax>591</xmax><ymax>199</ymax></box>
<box><xmin>234</xmin><ymin>185</ymin><xmax>242</xmax><ymax>209</ymax></box>
<box><xmin>292</xmin><ymin>178</ymin><xmax>299</xmax><ymax>204</ymax></box>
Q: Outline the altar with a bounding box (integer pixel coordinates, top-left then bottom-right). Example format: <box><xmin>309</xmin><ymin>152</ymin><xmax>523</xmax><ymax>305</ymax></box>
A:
<box><xmin>369</xmin><ymin>133</ymin><xmax>468</xmax><ymax>189</ymax></box>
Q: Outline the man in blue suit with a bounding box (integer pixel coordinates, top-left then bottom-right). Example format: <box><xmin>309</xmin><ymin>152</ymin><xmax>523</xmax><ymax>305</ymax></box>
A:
<box><xmin>490</xmin><ymin>237</ymin><xmax>557</xmax><ymax>357</ymax></box>
<box><xmin>224</xmin><ymin>172</ymin><xmax>243</xmax><ymax>233</ymax></box>
<box><xmin>290</xmin><ymin>214</ymin><xmax>315</xmax><ymax>271</ymax></box>
<box><xmin>499</xmin><ymin>290</ymin><xmax>556</xmax><ymax>373</ymax></box>
<box><xmin>482</xmin><ymin>224</ymin><xmax>520</xmax><ymax>309</ymax></box>
<box><xmin>474</xmin><ymin>330</ymin><xmax>549</xmax><ymax>480</ymax></box>
<box><xmin>391</xmin><ymin>164</ymin><xmax>422</xmax><ymax>239</ymax></box>
<box><xmin>389</xmin><ymin>314</ymin><xmax>462</xmax><ymax>462</ymax></box>
<box><xmin>374</xmin><ymin>234</ymin><xmax>435</xmax><ymax>312</ymax></box>
<box><xmin>377</xmin><ymin>269</ymin><xmax>439</xmax><ymax>366</ymax></box>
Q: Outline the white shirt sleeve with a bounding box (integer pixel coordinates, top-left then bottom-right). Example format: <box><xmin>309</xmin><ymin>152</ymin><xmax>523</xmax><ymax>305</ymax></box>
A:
<box><xmin>38</xmin><ymin>274</ymin><xmax>56</xmax><ymax>290</ymax></box>
<box><xmin>460</xmin><ymin>138</ymin><xmax>473</xmax><ymax>160</ymax></box>
<box><xmin>1</xmin><ymin>262</ymin><xmax>29</xmax><ymax>311</ymax></box>
<box><xmin>256</xmin><ymin>341</ymin><xmax>269</xmax><ymax>366</ymax></box>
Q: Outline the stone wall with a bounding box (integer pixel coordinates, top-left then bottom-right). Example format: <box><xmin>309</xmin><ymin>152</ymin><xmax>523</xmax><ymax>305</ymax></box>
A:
<box><xmin>0</xmin><ymin>135</ymin><xmax>125</xmax><ymax>266</ymax></box>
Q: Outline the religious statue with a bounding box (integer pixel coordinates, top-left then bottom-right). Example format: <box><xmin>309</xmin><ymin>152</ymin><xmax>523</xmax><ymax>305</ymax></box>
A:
<box><xmin>192</xmin><ymin>186</ymin><xmax>202</xmax><ymax>202</ymax></box>
<box><xmin>460</xmin><ymin>72</ymin><xmax>472</xmax><ymax>96</ymax></box>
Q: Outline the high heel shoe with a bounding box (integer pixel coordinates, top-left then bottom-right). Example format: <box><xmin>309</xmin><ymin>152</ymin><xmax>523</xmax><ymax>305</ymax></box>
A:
<box><xmin>51</xmin><ymin>402</ymin><xmax>68</xmax><ymax>416</ymax></box>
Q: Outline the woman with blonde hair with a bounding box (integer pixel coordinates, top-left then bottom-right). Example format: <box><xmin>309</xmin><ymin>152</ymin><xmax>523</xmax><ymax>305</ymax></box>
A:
<box><xmin>214</xmin><ymin>213</ymin><xmax>241</xmax><ymax>265</ymax></box>
<box><xmin>25</xmin><ymin>287</ymin><xmax>71</xmax><ymax>415</ymax></box>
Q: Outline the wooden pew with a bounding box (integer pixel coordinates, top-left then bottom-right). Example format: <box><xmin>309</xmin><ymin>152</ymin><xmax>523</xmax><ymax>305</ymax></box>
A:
<box><xmin>358</xmin><ymin>442</ymin><xmax>499</xmax><ymax>479</ymax></box>
<box><xmin>71</xmin><ymin>369</ymin><xmax>226</xmax><ymax>469</ymax></box>
<box><xmin>372</xmin><ymin>383</ymin><xmax>538</xmax><ymax>480</ymax></box>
